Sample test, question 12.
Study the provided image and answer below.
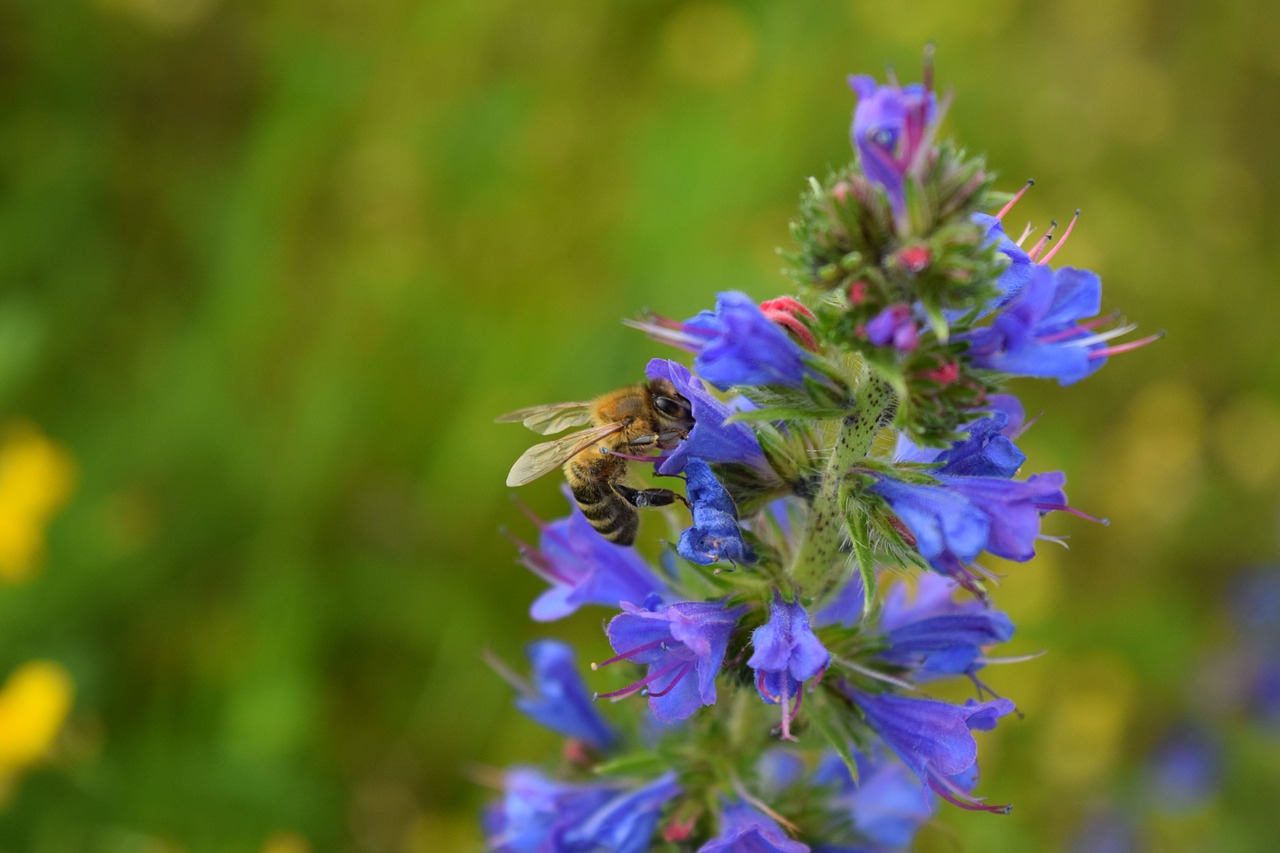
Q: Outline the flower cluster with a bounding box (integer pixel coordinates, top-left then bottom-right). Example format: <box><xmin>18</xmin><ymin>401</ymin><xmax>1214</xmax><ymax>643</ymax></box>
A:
<box><xmin>487</xmin><ymin>59</ymin><xmax>1152</xmax><ymax>850</ymax></box>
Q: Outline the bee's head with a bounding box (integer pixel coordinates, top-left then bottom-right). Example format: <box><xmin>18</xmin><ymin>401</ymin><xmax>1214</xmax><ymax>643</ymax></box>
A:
<box><xmin>648</xmin><ymin>379</ymin><xmax>695</xmax><ymax>433</ymax></box>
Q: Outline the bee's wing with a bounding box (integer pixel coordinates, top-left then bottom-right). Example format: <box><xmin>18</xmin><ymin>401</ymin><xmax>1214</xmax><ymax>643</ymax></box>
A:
<box><xmin>495</xmin><ymin>401</ymin><xmax>593</xmax><ymax>435</ymax></box>
<box><xmin>505</xmin><ymin>422</ymin><xmax>624</xmax><ymax>487</ymax></box>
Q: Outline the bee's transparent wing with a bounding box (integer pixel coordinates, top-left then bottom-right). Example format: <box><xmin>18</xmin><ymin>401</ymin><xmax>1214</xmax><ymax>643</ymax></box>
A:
<box><xmin>495</xmin><ymin>401</ymin><xmax>593</xmax><ymax>435</ymax></box>
<box><xmin>505</xmin><ymin>422</ymin><xmax>623</xmax><ymax>487</ymax></box>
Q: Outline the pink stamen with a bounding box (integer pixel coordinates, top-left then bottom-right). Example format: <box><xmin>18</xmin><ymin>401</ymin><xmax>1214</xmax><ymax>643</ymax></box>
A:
<box><xmin>1037</xmin><ymin>503</ymin><xmax>1110</xmax><ymax>526</ymax></box>
<box><xmin>600</xmin><ymin>448</ymin><xmax>660</xmax><ymax>463</ymax></box>
<box><xmin>1035</xmin><ymin>313</ymin><xmax>1120</xmax><ymax>344</ymax></box>
<box><xmin>779</xmin><ymin>680</ymin><xmax>799</xmax><ymax>742</ymax></box>
<box><xmin>593</xmin><ymin>639</ymin><xmax>669</xmax><ymax>669</ymax></box>
<box><xmin>929</xmin><ymin>773</ymin><xmax>1012</xmax><ymax>814</ymax></box>
<box><xmin>1038</xmin><ymin>208</ymin><xmax>1080</xmax><ymax>264</ymax></box>
<box><xmin>501</xmin><ymin>528</ymin><xmax>573</xmax><ymax>585</ymax></box>
<box><xmin>621</xmin><ymin>318</ymin><xmax>708</xmax><ymax>353</ymax></box>
<box><xmin>1088</xmin><ymin>331</ymin><xmax>1165</xmax><ymax>359</ymax></box>
<box><xmin>756</xmin><ymin>670</ymin><xmax>779</xmax><ymax>703</ymax></box>
<box><xmin>1026</xmin><ymin>220</ymin><xmax>1057</xmax><ymax>261</ymax></box>
<box><xmin>595</xmin><ymin>658</ymin><xmax>686</xmax><ymax>701</ymax></box>
<box><xmin>996</xmin><ymin>179</ymin><xmax>1034</xmax><ymax>221</ymax></box>
<box><xmin>643</xmin><ymin>663</ymin><xmax>692</xmax><ymax>698</ymax></box>
<box><xmin>510</xmin><ymin>497</ymin><xmax>548</xmax><ymax>531</ymax></box>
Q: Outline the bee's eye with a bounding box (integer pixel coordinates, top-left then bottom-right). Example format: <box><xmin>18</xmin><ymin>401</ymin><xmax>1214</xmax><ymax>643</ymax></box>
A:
<box><xmin>654</xmin><ymin>396</ymin><xmax>687</xmax><ymax>418</ymax></box>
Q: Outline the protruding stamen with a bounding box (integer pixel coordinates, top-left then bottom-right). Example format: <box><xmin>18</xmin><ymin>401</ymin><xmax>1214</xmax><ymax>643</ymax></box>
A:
<box><xmin>510</xmin><ymin>496</ymin><xmax>547</xmax><ymax>531</ymax></box>
<box><xmin>1035</xmin><ymin>312</ymin><xmax>1122</xmax><ymax>344</ymax></box>
<box><xmin>501</xmin><ymin>528</ymin><xmax>572</xmax><ymax>585</ymax></box>
<box><xmin>1038</xmin><ymin>503</ymin><xmax>1110</xmax><ymax>526</ymax></box>
<box><xmin>1088</xmin><ymin>331</ymin><xmax>1165</xmax><ymax>359</ymax></box>
<box><xmin>621</xmin><ymin>317</ymin><xmax>708</xmax><ymax>353</ymax></box>
<box><xmin>482</xmin><ymin>648</ymin><xmax>534</xmax><ymax>696</ymax></box>
<box><xmin>1014</xmin><ymin>222</ymin><xmax>1035</xmax><ymax>247</ymax></box>
<box><xmin>929</xmin><ymin>773</ymin><xmax>1012</xmax><ymax>814</ymax></box>
<box><xmin>996</xmin><ymin>179</ymin><xmax>1034</xmax><ymax>221</ymax></box>
<box><xmin>922</xmin><ymin>42</ymin><xmax>936</xmax><ymax>92</ymax></box>
<box><xmin>1059</xmin><ymin>323</ymin><xmax>1139</xmax><ymax>349</ymax></box>
<box><xmin>1039</xmin><ymin>208</ymin><xmax>1080</xmax><ymax>264</ymax></box>
<box><xmin>592</xmin><ymin>639</ymin><xmax>669</xmax><ymax>670</ymax></box>
<box><xmin>643</xmin><ymin>663</ymin><xmax>692</xmax><ymax>698</ymax></box>
<box><xmin>594</xmin><ymin>658</ymin><xmax>685</xmax><ymax>701</ymax></box>
<box><xmin>1027</xmin><ymin>220</ymin><xmax>1058</xmax><ymax>261</ymax></box>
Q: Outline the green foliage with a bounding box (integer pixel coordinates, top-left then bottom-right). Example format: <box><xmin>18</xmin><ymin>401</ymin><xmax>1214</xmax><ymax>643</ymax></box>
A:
<box><xmin>1</xmin><ymin>0</ymin><xmax>1278</xmax><ymax>850</ymax></box>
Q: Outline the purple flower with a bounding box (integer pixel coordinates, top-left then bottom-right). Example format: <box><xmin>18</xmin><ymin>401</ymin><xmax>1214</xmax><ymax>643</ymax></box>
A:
<box><xmin>698</xmin><ymin>799</ymin><xmax>810</xmax><ymax>853</ymax></box>
<box><xmin>877</xmin><ymin>575</ymin><xmax>1015</xmax><ymax>678</ymax></box>
<box><xmin>748</xmin><ymin>593</ymin><xmax>831</xmax><ymax>740</ymax></box>
<box><xmin>866</xmin><ymin>304</ymin><xmax>920</xmax><ymax>352</ymax></box>
<box><xmin>601</xmin><ymin>599</ymin><xmax>748</xmax><ymax>722</ymax></box>
<box><xmin>637</xmin><ymin>293</ymin><xmax>813</xmax><ymax>391</ymax></box>
<box><xmin>894</xmin><ymin>406</ymin><xmax>1027</xmax><ymax>479</ymax></box>
<box><xmin>483</xmin><ymin>767</ymin><xmax>617</xmax><ymax>853</ymax></box>
<box><xmin>511</xmin><ymin>489</ymin><xmax>667</xmax><ymax>621</ymax></box>
<box><xmin>560</xmin><ymin>772</ymin><xmax>683</xmax><ymax>853</ymax></box>
<box><xmin>514</xmin><ymin>640</ymin><xmax>617</xmax><ymax>751</ymax></box>
<box><xmin>646</xmin><ymin>359</ymin><xmax>767</xmax><ymax>476</ymax></box>
<box><xmin>816</xmin><ymin>750</ymin><xmax>935</xmax><ymax>849</ymax></box>
<box><xmin>852</xmin><ymin>690</ymin><xmax>1014</xmax><ymax>812</ymax></box>
<box><xmin>973</xmin><ymin>212</ymin><xmax>1035</xmax><ymax>310</ymax></box>
<box><xmin>960</xmin><ymin>264</ymin><xmax>1157</xmax><ymax>386</ymax></box>
<box><xmin>848</xmin><ymin>75</ymin><xmax>938</xmax><ymax>214</ymax></box>
<box><xmin>870</xmin><ymin>470</ymin><xmax>1069</xmax><ymax>590</ymax></box>
<box><xmin>677</xmin><ymin>458</ymin><xmax>751</xmax><ymax>566</ymax></box>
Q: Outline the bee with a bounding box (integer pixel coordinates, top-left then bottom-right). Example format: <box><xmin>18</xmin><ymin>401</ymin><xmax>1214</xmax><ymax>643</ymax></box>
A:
<box><xmin>497</xmin><ymin>379</ymin><xmax>695</xmax><ymax>546</ymax></box>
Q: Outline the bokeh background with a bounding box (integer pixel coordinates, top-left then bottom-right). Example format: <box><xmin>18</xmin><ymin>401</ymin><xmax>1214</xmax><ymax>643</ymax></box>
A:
<box><xmin>2</xmin><ymin>0</ymin><xmax>1279</xmax><ymax>850</ymax></box>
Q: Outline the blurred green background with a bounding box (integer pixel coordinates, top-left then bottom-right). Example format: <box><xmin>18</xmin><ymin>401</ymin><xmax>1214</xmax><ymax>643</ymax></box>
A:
<box><xmin>2</xmin><ymin>0</ymin><xmax>1279</xmax><ymax>850</ymax></box>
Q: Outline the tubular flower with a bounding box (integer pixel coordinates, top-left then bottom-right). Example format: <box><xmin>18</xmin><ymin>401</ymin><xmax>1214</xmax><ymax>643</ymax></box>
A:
<box><xmin>635</xmin><ymin>292</ymin><xmax>814</xmax><ymax>391</ymax></box>
<box><xmin>483</xmin><ymin>767</ymin><xmax>617</xmax><ymax>853</ymax></box>
<box><xmin>848</xmin><ymin>74</ymin><xmax>938</xmax><ymax>214</ymax></box>
<box><xmin>960</xmin><ymin>264</ymin><xmax>1158</xmax><ymax>385</ymax></box>
<box><xmin>851</xmin><ymin>690</ymin><xmax>1015</xmax><ymax>812</ymax></box>
<box><xmin>513</xmin><ymin>640</ymin><xmax>617</xmax><ymax>751</ymax></box>
<box><xmin>677</xmin><ymin>458</ymin><xmax>752</xmax><ymax>566</ymax></box>
<box><xmin>699</xmin><ymin>799</ymin><xmax>811</xmax><ymax>853</ymax></box>
<box><xmin>646</xmin><ymin>359</ymin><xmax>767</xmax><ymax>476</ymax></box>
<box><xmin>509</xmin><ymin>489</ymin><xmax>667</xmax><ymax>622</ymax></box>
<box><xmin>560</xmin><ymin>772</ymin><xmax>684</xmax><ymax>853</ymax></box>
<box><xmin>748</xmin><ymin>593</ymin><xmax>831</xmax><ymax>741</ymax></box>
<box><xmin>815</xmin><ymin>750</ymin><xmax>936</xmax><ymax>849</ymax></box>
<box><xmin>601</xmin><ymin>599</ymin><xmax>748</xmax><ymax>722</ymax></box>
<box><xmin>877</xmin><ymin>574</ymin><xmax>1015</xmax><ymax>678</ymax></box>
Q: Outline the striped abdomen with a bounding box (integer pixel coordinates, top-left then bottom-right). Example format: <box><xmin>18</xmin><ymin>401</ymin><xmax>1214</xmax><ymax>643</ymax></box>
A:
<box><xmin>566</xmin><ymin>455</ymin><xmax>637</xmax><ymax>546</ymax></box>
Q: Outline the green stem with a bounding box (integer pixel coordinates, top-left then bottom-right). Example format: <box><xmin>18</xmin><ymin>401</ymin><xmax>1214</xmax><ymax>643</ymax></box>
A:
<box><xmin>788</xmin><ymin>376</ymin><xmax>893</xmax><ymax>603</ymax></box>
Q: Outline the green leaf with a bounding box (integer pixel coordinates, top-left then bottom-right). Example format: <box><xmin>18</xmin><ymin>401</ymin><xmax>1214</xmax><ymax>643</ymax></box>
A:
<box><xmin>848</xmin><ymin>507</ymin><xmax>878</xmax><ymax>617</ymax></box>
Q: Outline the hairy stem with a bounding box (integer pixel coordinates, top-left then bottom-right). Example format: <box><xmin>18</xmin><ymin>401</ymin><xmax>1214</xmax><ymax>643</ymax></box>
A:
<box><xmin>788</xmin><ymin>376</ymin><xmax>893</xmax><ymax>603</ymax></box>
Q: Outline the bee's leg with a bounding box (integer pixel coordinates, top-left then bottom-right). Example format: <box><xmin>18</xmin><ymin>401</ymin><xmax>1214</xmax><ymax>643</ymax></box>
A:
<box><xmin>613</xmin><ymin>483</ymin><xmax>690</xmax><ymax>510</ymax></box>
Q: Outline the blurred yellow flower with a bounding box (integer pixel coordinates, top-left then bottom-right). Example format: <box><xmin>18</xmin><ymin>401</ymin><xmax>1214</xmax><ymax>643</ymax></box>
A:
<box><xmin>0</xmin><ymin>660</ymin><xmax>74</xmax><ymax>779</ymax></box>
<box><xmin>0</xmin><ymin>421</ymin><xmax>76</xmax><ymax>583</ymax></box>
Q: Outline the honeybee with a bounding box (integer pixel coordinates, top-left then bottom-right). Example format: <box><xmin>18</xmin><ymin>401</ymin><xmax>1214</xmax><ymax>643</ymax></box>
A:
<box><xmin>498</xmin><ymin>380</ymin><xmax>695</xmax><ymax>546</ymax></box>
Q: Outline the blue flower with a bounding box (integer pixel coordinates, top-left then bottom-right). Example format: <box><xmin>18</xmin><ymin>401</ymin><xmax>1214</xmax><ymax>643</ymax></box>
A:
<box><xmin>866</xmin><ymin>304</ymin><xmax>920</xmax><ymax>352</ymax></box>
<box><xmin>960</xmin><ymin>264</ymin><xmax>1156</xmax><ymax>385</ymax></box>
<box><xmin>852</xmin><ymin>690</ymin><xmax>1014</xmax><ymax>812</ymax></box>
<box><xmin>646</xmin><ymin>359</ymin><xmax>767</xmax><ymax>476</ymax></box>
<box><xmin>894</xmin><ymin>407</ymin><xmax>1027</xmax><ymax>479</ymax></box>
<box><xmin>483</xmin><ymin>767</ymin><xmax>617</xmax><ymax>853</ymax></box>
<box><xmin>1147</xmin><ymin>724</ymin><xmax>1222</xmax><ymax>812</ymax></box>
<box><xmin>848</xmin><ymin>75</ymin><xmax>938</xmax><ymax>214</ymax></box>
<box><xmin>560</xmin><ymin>772</ymin><xmax>683</xmax><ymax>853</ymax></box>
<box><xmin>601</xmin><ymin>598</ymin><xmax>748</xmax><ymax>722</ymax></box>
<box><xmin>748</xmin><ymin>593</ymin><xmax>831</xmax><ymax>740</ymax></box>
<box><xmin>514</xmin><ymin>640</ymin><xmax>617</xmax><ymax>751</ymax></box>
<box><xmin>637</xmin><ymin>292</ymin><xmax>813</xmax><ymax>391</ymax></box>
<box><xmin>870</xmin><ymin>470</ymin><xmax>1069</xmax><ymax>590</ymax></box>
<box><xmin>816</xmin><ymin>750</ymin><xmax>934</xmax><ymax>849</ymax></box>
<box><xmin>678</xmin><ymin>458</ymin><xmax>751</xmax><ymax>566</ymax></box>
<box><xmin>511</xmin><ymin>488</ymin><xmax>668</xmax><ymax>621</ymax></box>
<box><xmin>972</xmin><ymin>212</ymin><xmax>1035</xmax><ymax>310</ymax></box>
<box><xmin>813</xmin><ymin>572</ymin><xmax>866</xmax><ymax>629</ymax></box>
<box><xmin>878</xmin><ymin>575</ymin><xmax>1014</xmax><ymax>678</ymax></box>
<box><xmin>698</xmin><ymin>799</ymin><xmax>810</xmax><ymax>853</ymax></box>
